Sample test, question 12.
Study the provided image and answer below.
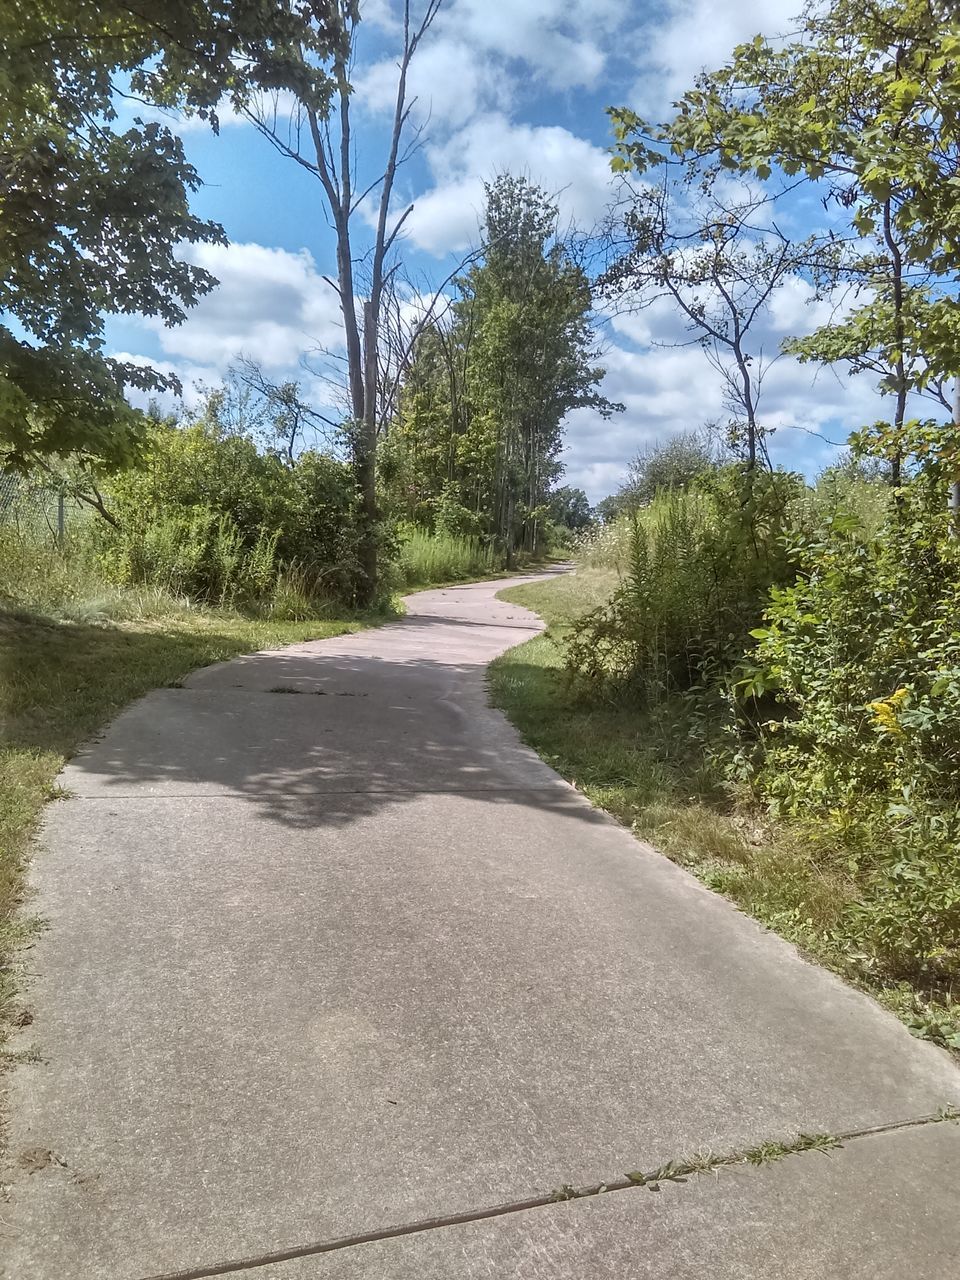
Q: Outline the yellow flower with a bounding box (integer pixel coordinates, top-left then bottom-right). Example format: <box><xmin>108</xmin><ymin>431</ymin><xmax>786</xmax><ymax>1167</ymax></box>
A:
<box><xmin>865</xmin><ymin>688</ymin><xmax>909</xmax><ymax>735</ymax></box>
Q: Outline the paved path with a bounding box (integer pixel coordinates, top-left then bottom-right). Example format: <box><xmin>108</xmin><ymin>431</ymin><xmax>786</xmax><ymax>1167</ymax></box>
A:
<box><xmin>4</xmin><ymin>573</ymin><xmax>960</xmax><ymax>1278</ymax></box>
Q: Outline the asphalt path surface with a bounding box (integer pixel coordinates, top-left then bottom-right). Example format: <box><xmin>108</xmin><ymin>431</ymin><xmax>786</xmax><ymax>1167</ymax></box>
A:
<box><xmin>5</xmin><ymin>572</ymin><xmax>960</xmax><ymax>1278</ymax></box>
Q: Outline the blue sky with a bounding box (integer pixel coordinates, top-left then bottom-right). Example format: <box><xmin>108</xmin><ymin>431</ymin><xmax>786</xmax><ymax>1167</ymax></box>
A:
<box><xmin>107</xmin><ymin>0</ymin><xmax>899</xmax><ymax>501</ymax></box>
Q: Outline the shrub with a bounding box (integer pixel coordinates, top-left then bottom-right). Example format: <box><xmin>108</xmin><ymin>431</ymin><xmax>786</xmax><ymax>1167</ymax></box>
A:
<box><xmin>567</xmin><ymin>468</ymin><xmax>801</xmax><ymax>704</ymax></box>
<box><xmin>95</xmin><ymin>418</ymin><xmax>362</xmax><ymax>608</ymax></box>
<box><xmin>746</xmin><ymin>483</ymin><xmax>960</xmax><ymax>983</ymax></box>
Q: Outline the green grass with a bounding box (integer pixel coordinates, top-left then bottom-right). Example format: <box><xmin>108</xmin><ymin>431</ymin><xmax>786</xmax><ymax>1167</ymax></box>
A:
<box><xmin>398</xmin><ymin>527</ymin><xmax>501</xmax><ymax>587</ymax></box>
<box><xmin>0</xmin><ymin>604</ymin><xmax>375</xmax><ymax>1057</ymax></box>
<box><xmin>490</xmin><ymin>570</ymin><xmax>960</xmax><ymax>1053</ymax></box>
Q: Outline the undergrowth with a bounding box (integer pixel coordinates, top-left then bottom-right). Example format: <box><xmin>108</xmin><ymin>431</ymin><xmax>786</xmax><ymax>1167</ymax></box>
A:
<box><xmin>490</xmin><ymin>569</ymin><xmax>960</xmax><ymax>1054</ymax></box>
<box><xmin>397</xmin><ymin>526</ymin><xmax>501</xmax><ymax>587</ymax></box>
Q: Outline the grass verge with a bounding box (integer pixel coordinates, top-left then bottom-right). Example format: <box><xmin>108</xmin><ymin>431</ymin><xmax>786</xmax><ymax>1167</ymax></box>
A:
<box><xmin>0</xmin><ymin>605</ymin><xmax>376</xmax><ymax>1059</ymax></box>
<box><xmin>489</xmin><ymin>570</ymin><xmax>960</xmax><ymax>1054</ymax></box>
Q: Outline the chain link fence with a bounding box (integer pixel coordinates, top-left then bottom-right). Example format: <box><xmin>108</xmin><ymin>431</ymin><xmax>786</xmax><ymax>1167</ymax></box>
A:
<box><xmin>0</xmin><ymin>471</ymin><xmax>84</xmax><ymax>543</ymax></box>
<box><xmin>1</xmin><ymin>473</ymin><xmax>101</xmax><ymax>612</ymax></box>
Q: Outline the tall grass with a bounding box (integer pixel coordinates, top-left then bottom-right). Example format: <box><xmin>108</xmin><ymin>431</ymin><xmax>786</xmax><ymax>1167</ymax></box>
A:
<box><xmin>568</xmin><ymin>478</ymin><xmax>799</xmax><ymax>705</ymax></box>
<box><xmin>573</xmin><ymin>520</ymin><xmax>632</xmax><ymax>571</ymax></box>
<box><xmin>398</xmin><ymin>527</ymin><xmax>500</xmax><ymax>587</ymax></box>
<box><xmin>0</xmin><ymin>511</ymin><xmax>333</xmax><ymax>624</ymax></box>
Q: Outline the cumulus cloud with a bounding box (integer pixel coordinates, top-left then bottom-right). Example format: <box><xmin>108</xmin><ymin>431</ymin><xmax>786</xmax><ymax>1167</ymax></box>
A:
<box><xmin>358</xmin><ymin>0</ymin><xmax>625</xmax><ymax>119</ymax></box>
<box><xmin>561</xmin><ymin>282</ymin><xmax>893</xmax><ymax>501</ymax></box>
<box><xmin>561</xmin><ymin>334</ymin><xmax>886</xmax><ymax>501</ymax></box>
<box><xmin>142</xmin><ymin>241</ymin><xmax>344</xmax><ymax>372</ymax></box>
<box><xmin>110</xmin><ymin>352</ymin><xmax>225</xmax><ymax>414</ymax></box>
<box><xmin>631</xmin><ymin>0</ymin><xmax>802</xmax><ymax>116</ymax></box>
<box><xmin>404</xmin><ymin>113</ymin><xmax>617</xmax><ymax>254</ymax></box>
<box><xmin>354</xmin><ymin>39</ymin><xmax>512</xmax><ymax>130</ymax></box>
<box><xmin>437</xmin><ymin>0</ymin><xmax>620</xmax><ymax>91</ymax></box>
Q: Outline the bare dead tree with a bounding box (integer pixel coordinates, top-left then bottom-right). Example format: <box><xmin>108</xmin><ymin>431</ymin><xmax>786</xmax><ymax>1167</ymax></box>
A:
<box><xmin>232</xmin><ymin>356</ymin><xmax>342</xmax><ymax>464</ymax></box>
<box><xmin>601</xmin><ymin>175</ymin><xmax>829</xmax><ymax>471</ymax></box>
<box><xmin>244</xmin><ymin>0</ymin><xmax>443</xmax><ymax>600</ymax></box>
<box><xmin>374</xmin><ymin>246</ymin><xmax>491</xmax><ymax>436</ymax></box>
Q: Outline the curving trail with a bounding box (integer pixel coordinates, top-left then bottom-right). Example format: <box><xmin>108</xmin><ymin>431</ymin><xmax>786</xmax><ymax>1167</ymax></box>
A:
<box><xmin>5</xmin><ymin>572</ymin><xmax>960</xmax><ymax>1279</ymax></box>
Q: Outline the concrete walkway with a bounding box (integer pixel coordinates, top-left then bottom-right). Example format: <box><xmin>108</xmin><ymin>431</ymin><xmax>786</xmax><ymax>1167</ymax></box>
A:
<box><xmin>4</xmin><ymin>573</ymin><xmax>960</xmax><ymax>1278</ymax></box>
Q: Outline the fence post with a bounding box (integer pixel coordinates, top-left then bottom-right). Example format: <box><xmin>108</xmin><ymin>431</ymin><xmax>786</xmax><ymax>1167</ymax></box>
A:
<box><xmin>57</xmin><ymin>492</ymin><xmax>65</xmax><ymax>546</ymax></box>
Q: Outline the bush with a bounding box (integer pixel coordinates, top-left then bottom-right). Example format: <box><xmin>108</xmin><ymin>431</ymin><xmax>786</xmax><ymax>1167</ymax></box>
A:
<box><xmin>0</xmin><ymin>504</ymin><xmax>101</xmax><ymax>613</ymax></box>
<box><xmin>95</xmin><ymin>418</ymin><xmax>362</xmax><ymax>608</ymax></box>
<box><xmin>746</xmin><ymin>483</ymin><xmax>960</xmax><ymax>984</ymax></box>
<box><xmin>620</xmin><ymin>428</ymin><xmax>721</xmax><ymax>507</ymax></box>
<box><xmin>568</xmin><ymin>468</ymin><xmax>802</xmax><ymax>704</ymax></box>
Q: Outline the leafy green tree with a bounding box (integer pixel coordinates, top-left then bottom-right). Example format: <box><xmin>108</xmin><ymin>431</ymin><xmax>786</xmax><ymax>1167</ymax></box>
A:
<box><xmin>473</xmin><ymin>177</ymin><xmax>620</xmax><ymax>557</ymax></box>
<box><xmin>622</xmin><ymin>429</ymin><xmax>721</xmax><ymax>505</ymax></box>
<box><xmin>387</xmin><ymin>177</ymin><xmax>618</xmax><ymax>560</ymax></box>
<box><xmin>548</xmin><ymin>486</ymin><xmax>593</xmax><ymax>530</ymax></box>
<box><xmin>594</xmin><ymin>493</ymin><xmax>627</xmax><ymax>524</ymax></box>
<box><xmin>609</xmin><ymin>0</ymin><xmax>960</xmax><ymax>480</ymax></box>
<box><xmin>0</xmin><ymin>1</ymin><xmax>338</xmax><ymax>472</ymax></box>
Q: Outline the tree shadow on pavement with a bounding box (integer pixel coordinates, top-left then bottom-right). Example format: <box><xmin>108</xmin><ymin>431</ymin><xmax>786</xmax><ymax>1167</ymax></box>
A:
<box><xmin>56</xmin><ymin>641</ymin><xmax>610</xmax><ymax>834</ymax></box>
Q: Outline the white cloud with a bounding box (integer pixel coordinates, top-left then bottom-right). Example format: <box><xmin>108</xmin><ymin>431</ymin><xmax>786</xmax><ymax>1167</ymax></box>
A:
<box><xmin>633</xmin><ymin>0</ymin><xmax>802</xmax><ymax>117</ymax></box>
<box><xmin>110</xmin><ymin>352</ymin><xmax>225</xmax><ymax>414</ymax></box>
<box><xmin>354</xmin><ymin>0</ymin><xmax>627</xmax><ymax>136</ymax></box>
<box><xmin>405</xmin><ymin>113</ymin><xmax>616</xmax><ymax>254</ymax></box>
<box><xmin>354</xmin><ymin>39</ymin><xmax>512</xmax><ymax>130</ymax></box>
<box><xmin>437</xmin><ymin>0</ymin><xmax>622</xmax><ymax>91</ymax></box>
<box><xmin>560</xmin><ymin>333</ymin><xmax>890</xmax><ymax>501</ymax></box>
<box><xmin>143</xmin><ymin>241</ymin><xmax>345</xmax><ymax>372</ymax></box>
<box><xmin>358</xmin><ymin>0</ymin><xmax>404</xmax><ymax>33</ymax></box>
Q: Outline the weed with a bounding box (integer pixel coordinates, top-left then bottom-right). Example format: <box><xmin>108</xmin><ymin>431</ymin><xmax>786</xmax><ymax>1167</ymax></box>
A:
<box><xmin>398</xmin><ymin>526</ymin><xmax>500</xmax><ymax>587</ymax></box>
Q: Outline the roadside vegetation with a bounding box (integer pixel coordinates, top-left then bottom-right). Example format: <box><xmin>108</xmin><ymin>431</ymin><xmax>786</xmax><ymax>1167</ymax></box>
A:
<box><xmin>492</xmin><ymin>0</ymin><xmax>960</xmax><ymax>1057</ymax></box>
<box><xmin>491</xmin><ymin>457</ymin><xmax>960</xmax><ymax>1053</ymax></box>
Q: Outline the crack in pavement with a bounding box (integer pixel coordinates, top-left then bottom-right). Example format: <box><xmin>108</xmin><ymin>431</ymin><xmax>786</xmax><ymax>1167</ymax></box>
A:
<box><xmin>136</xmin><ymin>1108</ymin><xmax>960</xmax><ymax>1280</ymax></box>
<box><xmin>66</xmin><ymin>786</ymin><xmax>571</xmax><ymax>799</ymax></box>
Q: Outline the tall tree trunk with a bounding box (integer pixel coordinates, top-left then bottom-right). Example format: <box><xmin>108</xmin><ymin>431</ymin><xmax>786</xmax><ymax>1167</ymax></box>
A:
<box><xmin>883</xmin><ymin>199</ymin><xmax>906</xmax><ymax>488</ymax></box>
<box><xmin>356</xmin><ymin>300</ymin><xmax>380</xmax><ymax>591</ymax></box>
<box><xmin>951</xmin><ymin>379</ymin><xmax>960</xmax><ymax>536</ymax></box>
<box><xmin>251</xmin><ymin>1</ymin><xmax>442</xmax><ymax>605</ymax></box>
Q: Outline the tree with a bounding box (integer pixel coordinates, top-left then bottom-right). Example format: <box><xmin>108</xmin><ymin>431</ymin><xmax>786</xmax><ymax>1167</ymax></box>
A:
<box><xmin>385</xmin><ymin>177</ymin><xmax>619</xmax><ymax>559</ymax></box>
<box><xmin>463</xmin><ymin>177</ymin><xmax>619</xmax><ymax>559</ymax></box>
<box><xmin>594</xmin><ymin>493</ymin><xmax>627</xmax><ymax>524</ymax></box>
<box><xmin>0</xmin><ymin>1</ymin><xmax>339</xmax><ymax>473</ymax></box>
<box><xmin>230</xmin><ymin>357</ymin><xmax>342</xmax><ymax>466</ymax></box>
<box><xmin>548</xmin><ymin>486</ymin><xmax>593</xmax><ymax>530</ymax></box>
<box><xmin>609</xmin><ymin>0</ymin><xmax>960</xmax><ymax>482</ymax></box>
<box><xmin>601</xmin><ymin>173</ymin><xmax>825</xmax><ymax>470</ymax></box>
<box><xmin>622</xmin><ymin>429</ymin><xmax>721</xmax><ymax>505</ymax></box>
<box><xmin>243</xmin><ymin>0</ymin><xmax>443</xmax><ymax>601</ymax></box>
